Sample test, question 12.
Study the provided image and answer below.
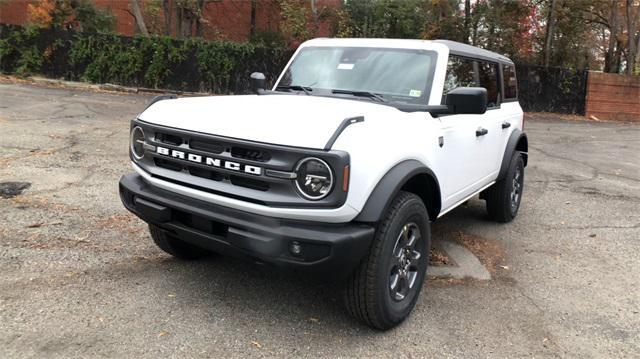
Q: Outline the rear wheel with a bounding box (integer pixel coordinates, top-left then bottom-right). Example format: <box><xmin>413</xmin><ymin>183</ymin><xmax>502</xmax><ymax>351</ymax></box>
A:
<box><xmin>485</xmin><ymin>152</ymin><xmax>525</xmax><ymax>222</ymax></box>
<box><xmin>149</xmin><ymin>225</ymin><xmax>210</xmax><ymax>260</ymax></box>
<box><xmin>344</xmin><ymin>191</ymin><xmax>430</xmax><ymax>330</ymax></box>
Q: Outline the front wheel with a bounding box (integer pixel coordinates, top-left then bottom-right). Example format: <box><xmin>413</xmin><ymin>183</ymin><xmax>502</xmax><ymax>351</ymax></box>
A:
<box><xmin>344</xmin><ymin>191</ymin><xmax>430</xmax><ymax>330</ymax></box>
<box><xmin>485</xmin><ymin>152</ymin><xmax>525</xmax><ymax>222</ymax></box>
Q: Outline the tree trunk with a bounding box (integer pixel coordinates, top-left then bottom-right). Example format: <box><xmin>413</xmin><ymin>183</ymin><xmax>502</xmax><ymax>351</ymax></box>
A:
<box><xmin>195</xmin><ymin>0</ymin><xmax>205</xmax><ymax>37</ymax></box>
<box><xmin>543</xmin><ymin>0</ymin><xmax>557</xmax><ymax>67</ymax></box>
<box><xmin>130</xmin><ymin>0</ymin><xmax>149</xmax><ymax>36</ymax></box>
<box><xmin>636</xmin><ymin>34</ymin><xmax>640</xmax><ymax>74</ymax></box>
<box><xmin>625</xmin><ymin>0</ymin><xmax>639</xmax><ymax>75</ymax></box>
<box><xmin>162</xmin><ymin>0</ymin><xmax>172</xmax><ymax>36</ymax></box>
<box><xmin>604</xmin><ymin>1</ymin><xmax>618</xmax><ymax>73</ymax></box>
<box><xmin>614</xmin><ymin>37</ymin><xmax>623</xmax><ymax>73</ymax></box>
<box><xmin>463</xmin><ymin>0</ymin><xmax>471</xmax><ymax>44</ymax></box>
<box><xmin>310</xmin><ymin>0</ymin><xmax>318</xmax><ymax>36</ymax></box>
<box><xmin>250</xmin><ymin>0</ymin><xmax>257</xmax><ymax>37</ymax></box>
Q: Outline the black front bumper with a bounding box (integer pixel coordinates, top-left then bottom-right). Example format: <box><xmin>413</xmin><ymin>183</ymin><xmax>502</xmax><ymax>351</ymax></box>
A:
<box><xmin>119</xmin><ymin>173</ymin><xmax>374</xmax><ymax>277</ymax></box>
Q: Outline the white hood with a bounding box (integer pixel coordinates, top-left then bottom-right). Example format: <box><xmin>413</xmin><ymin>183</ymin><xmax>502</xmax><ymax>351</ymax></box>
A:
<box><xmin>138</xmin><ymin>94</ymin><xmax>401</xmax><ymax>149</ymax></box>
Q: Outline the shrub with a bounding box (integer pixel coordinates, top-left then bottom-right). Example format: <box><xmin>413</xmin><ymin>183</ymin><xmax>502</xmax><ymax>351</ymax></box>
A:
<box><xmin>0</xmin><ymin>24</ymin><xmax>291</xmax><ymax>94</ymax></box>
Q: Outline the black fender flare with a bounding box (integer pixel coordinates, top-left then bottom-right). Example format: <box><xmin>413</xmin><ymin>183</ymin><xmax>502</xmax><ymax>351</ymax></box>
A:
<box><xmin>354</xmin><ymin>160</ymin><xmax>441</xmax><ymax>223</ymax></box>
<box><xmin>498</xmin><ymin>129</ymin><xmax>528</xmax><ymax>180</ymax></box>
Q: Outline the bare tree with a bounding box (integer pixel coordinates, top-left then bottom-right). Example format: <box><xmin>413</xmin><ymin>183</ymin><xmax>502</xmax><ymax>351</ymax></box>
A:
<box><xmin>604</xmin><ymin>1</ymin><xmax>619</xmax><ymax>72</ymax></box>
<box><xmin>174</xmin><ymin>0</ymin><xmax>211</xmax><ymax>38</ymax></box>
<box><xmin>130</xmin><ymin>0</ymin><xmax>149</xmax><ymax>36</ymax></box>
<box><xmin>162</xmin><ymin>0</ymin><xmax>172</xmax><ymax>36</ymax></box>
<box><xmin>310</xmin><ymin>0</ymin><xmax>318</xmax><ymax>25</ymax></box>
<box><xmin>463</xmin><ymin>0</ymin><xmax>471</xmax><ymax>44</ymax></box>
<box><xmin>543</xmin><ymin>0</ymin><xmax>557</xmax><ymax>67</ymax></box>
<box><xmin>625</xmin><ymin>0</ymin><xmax>640</xmax><ymax>75</ymax></box>
<box><xmin>251</xmin><ymin>0</ymin><xmax>257</xmax><ymax>37</ymax></box>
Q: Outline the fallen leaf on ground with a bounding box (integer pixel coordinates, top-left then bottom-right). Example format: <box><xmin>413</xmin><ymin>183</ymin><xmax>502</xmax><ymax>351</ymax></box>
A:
<box><xmin>158</xmin><ymin>331</ymin><xmax>169</xmax><ymax>337</ymax></box>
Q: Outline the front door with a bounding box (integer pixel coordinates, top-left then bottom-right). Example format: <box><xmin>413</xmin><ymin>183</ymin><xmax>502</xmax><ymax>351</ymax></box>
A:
<box><xmin>434</xmin><ymin>56</ymin><xmax>504</xmax><ymax>208</ymax></box>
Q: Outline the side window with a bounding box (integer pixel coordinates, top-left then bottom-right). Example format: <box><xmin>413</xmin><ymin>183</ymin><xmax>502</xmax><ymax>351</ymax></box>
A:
<box><xmin>442</xmin><ymin>56</ymin><xmax>476</xmax><ymax>100</ymax></box>
<box><xmin>503</xmin><ymin>64</ymin><xmax>518</xmax><ymax>99</ymax></box>
<box><xmin>478</xmin><ymin>61</ymin><xmax>499</xmax><ymax>107</ymax></box>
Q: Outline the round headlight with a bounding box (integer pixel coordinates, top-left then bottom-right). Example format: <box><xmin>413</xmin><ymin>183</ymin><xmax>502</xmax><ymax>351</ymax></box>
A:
<box><xmin>295</xmin><ymin>157</ymin><xmax>333</xmax><ymax>200</ymax></box>
<box><xmin>130</xmin><ymin>126</ymin><xmax>145</xmax><ymax>159</ymax></box>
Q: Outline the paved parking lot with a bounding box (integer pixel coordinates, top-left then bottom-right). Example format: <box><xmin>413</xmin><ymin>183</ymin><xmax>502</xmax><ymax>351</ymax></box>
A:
<box><xmin>1</xmin><ymin>83</ymin><xmax>639</xmax><ymax>357</ymax></box>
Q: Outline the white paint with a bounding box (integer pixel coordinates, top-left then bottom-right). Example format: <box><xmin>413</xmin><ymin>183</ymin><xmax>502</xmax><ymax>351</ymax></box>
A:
<box><xmin>138</xmin><ymin>38</ymin><xmax>524</xmax><ymax>223</ymax></box>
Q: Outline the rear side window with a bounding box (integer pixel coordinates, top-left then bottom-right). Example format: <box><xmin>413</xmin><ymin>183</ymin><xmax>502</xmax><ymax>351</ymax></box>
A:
<box><xmin>443</xmin><ymin>56</ymin><xmax>501</xmax><ymax>108</ymax></box>
<box><xmin>443</xmin><ymin>56</ymin><xmax>476</xmax><ymax>95</ymax></box>
<box><xmin>503</xmin><ymin>64</ymin><xmax>517</xmax><ymax>99</ymax></box>
<box><xmin>478</xmin><ymin>61</ymin><xmax>500</xmax><ymax>107</ymax></box>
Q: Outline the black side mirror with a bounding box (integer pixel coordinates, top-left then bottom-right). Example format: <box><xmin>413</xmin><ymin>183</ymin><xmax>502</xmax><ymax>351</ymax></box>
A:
<box><xmin>445</xmin><ymin>87</ymin><xmax>488</xmax><ymax>114</ymax></box>
<box><xmin>250</xmin><ymin>72</ymin><xmax>266</xmax><ymax>94</ymax></box>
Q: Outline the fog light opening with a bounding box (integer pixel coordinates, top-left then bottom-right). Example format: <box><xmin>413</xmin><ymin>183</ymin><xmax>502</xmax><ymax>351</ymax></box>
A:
<box><xmin>289</xmin><ymin>241</ymin><xmax>303</xmax><ymax>256</ymax></box>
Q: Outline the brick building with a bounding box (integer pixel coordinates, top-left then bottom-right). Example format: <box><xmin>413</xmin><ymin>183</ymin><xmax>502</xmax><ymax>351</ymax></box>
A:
<box><xmin>0</xmin><ymin>0</ymin><xmax>339</xmax><ymax>42</ymax></box>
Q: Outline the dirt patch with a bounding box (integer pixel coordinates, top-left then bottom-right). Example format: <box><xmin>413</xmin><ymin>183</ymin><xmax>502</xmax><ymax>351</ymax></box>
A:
<box><xmin>8</xmin><ymin>194</ymin><xmax>80</xmax><ymax>212</ymax></box>
<box><xmin>429</xmin><ymin>246</ymin><xmax>451</xmax><ymax>266</ymax></box>
<box><xmin>451</xmin><ymin>230</ymin><xmax>507</xmax><ymax>276</ymax></box>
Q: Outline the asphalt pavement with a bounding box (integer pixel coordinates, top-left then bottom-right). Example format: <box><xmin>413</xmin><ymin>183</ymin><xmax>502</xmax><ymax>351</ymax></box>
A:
<box><xmin>1</xmin><ymin>83</ymin><xmax>639</xmax><ymax>358</ymax></box>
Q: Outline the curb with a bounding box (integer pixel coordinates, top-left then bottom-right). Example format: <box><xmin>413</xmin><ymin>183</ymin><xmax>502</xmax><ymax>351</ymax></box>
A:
<box><xmin>26</xmin><ymin>76</ymin><xmax>210</xmax><ymax>96</ymax></box>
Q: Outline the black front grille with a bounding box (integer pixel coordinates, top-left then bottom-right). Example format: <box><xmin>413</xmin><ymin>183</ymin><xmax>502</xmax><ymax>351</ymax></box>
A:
<box><xmin>154</xmin><ymin>158</ymin><xmax>182</xmax><ymax>172</ymax></box>
<box><xmin>229</xmin><ymin>175</ymin><xmax>269</xmax><ymax>191</ymax></box>
<box><xmin>156</xmin><ymin>132</ymin><xmax>184</xmax><ymax>146</ymax></box>
<box><xmin>190</xmin><ymin>139</ymin><xmax>225</xmax><ymax>154</ymax></box>
<box><xmin>231</xmin><ymin>146</ymin><xmax>271</xmax><ymax>162</ymax></box>
<box><xmin>134</xmin><ymin>119</ymin><xmax>349</xmax><ymax>209</ymax></box>
<box><xmin>188</xmin><ymin>166</ymin><xmax>225</xmax><ymax>181</ymax></box>
<box><xmin>154</xmin><ymin>156</ymin><xmax>270</xmax><ymax>190</ymax></box>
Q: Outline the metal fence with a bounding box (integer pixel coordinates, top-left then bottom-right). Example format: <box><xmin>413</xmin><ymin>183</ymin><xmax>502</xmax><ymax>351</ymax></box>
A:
<box><xmin>516</xmin><ymin>64</ymin><xmax>588</xmax><ymax>114</ymax></box>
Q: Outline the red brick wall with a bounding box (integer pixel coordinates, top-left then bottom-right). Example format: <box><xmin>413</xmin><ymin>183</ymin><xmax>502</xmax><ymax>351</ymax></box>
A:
<box><xmin>0</xmin><ymin>1</ymin><xmax>30</xmax><ymax>26</ymax></box>
<box><xmin>0</xmin><ymin>0</ymin><xmax>339</xmax><ymax>42</ymax></box>
<box><xmin>585</xmin><ymin>72</ymin><xmax>640</xmax><ymax>122</ymax></box>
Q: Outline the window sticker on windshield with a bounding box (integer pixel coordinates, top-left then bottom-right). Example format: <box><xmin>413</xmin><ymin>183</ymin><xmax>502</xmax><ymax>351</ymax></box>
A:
<box><xmin>337</xmin><ymin>63</ymin><xmax>355</xmax><ymax>70</ymax></box>
<box><xmin>409</xmin><ymin>89</ymin><xmax>422</xmax><ymax>97</ymax></box>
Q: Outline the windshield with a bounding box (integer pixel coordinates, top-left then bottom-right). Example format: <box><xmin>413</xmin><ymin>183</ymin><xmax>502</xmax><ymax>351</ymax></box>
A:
<box><xmin>277</xmin><ymin>46</ymin><xmax>437</xmax><ymax>105</ymax></box>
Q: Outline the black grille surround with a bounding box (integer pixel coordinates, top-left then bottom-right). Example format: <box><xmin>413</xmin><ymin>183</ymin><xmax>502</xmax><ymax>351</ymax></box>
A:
<box><xmin>130</xmin><ymin>119</ymin><xmax>350</xmax><ymax>209</ymax></box>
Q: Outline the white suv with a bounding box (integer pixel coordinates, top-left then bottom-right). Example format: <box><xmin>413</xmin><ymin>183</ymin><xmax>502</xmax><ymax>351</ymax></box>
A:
<box><xmin>120</xmin><ymin>38</ymin><xmax>528</xmax><ymax>330</ymax></box>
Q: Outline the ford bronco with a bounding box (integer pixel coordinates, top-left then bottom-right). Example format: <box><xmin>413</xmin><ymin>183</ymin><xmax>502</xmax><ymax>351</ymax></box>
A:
<box><xmin>119</xmin><ymin>38</ymin><xmax>528</xmax><ymax>330</ymax></box>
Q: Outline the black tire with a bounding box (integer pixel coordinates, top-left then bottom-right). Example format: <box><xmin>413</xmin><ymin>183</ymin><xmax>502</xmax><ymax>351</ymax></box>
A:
<box><xmin>149</xmin><ymin>225</ymin><xmax>210</xmax><ymax>260</ymax></box>
<box><xmin>344</xmin><ymin>191</ymin><xmax>431</xmax><ymax>330</ymax></box>
<box><xmin>485</xmin><ymin>152</ymin><xmax>525</xmax><ymax>223</ymax></box>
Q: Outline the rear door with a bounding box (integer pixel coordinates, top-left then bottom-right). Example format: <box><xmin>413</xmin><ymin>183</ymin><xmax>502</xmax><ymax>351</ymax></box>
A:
<box><xmin>476</xmin><ymin>60</ymin><xmax>506</xmax><ymax>177</ymax></box>
<box><xmin>498</xmin><ymin>63</ymin><xmax>523</xmax><ymax>157</ymax></box>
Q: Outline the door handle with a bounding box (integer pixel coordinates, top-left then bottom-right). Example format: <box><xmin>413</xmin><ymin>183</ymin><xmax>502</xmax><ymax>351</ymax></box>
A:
<box><xmin>501</xmin><ymin>121</ymin><xmax>511</xmax><ymax>129</ymax></box>
<box><xmin>476</xmin><ymin>127</ymin><xmax>488</xmax><ymax>137</ymax></box>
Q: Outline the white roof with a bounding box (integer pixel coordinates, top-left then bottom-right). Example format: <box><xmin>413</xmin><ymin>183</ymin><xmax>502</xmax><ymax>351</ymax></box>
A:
<box><xmin>301</xmin><ymin>38</ymin><xmax>514</xmax><ymax>64</ymax></box>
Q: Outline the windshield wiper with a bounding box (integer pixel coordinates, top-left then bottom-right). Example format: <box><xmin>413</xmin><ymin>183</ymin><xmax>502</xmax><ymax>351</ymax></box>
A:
<box><xmin>275</xmin><ymin>85</ymin><xmax>313</xmax><ymax>95</ymax></box>
<box><xmin>331</xmin><ymin>89</ymin><xmax>387</xmax><ymax>103</ymax></box>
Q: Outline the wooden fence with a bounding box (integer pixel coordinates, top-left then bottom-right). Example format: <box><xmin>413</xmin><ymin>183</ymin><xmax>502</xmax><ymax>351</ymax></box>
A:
<box><xmin>585</xmin><ymin>72</ymin><xmax>640</xmax><ymax>121</ymax></box>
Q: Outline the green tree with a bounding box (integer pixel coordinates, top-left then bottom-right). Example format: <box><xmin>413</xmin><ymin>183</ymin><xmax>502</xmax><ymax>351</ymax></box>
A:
<box><xmin>27</xmin><ymin>0</ymin><xmax>115</xmax><ymax>33</ymax></box>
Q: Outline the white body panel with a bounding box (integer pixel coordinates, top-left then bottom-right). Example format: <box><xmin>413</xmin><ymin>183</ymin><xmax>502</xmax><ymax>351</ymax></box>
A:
<box><xmin>135</xmin><ymin>38</ymin><xmax>524</xmax><ymax>223</ymax></box>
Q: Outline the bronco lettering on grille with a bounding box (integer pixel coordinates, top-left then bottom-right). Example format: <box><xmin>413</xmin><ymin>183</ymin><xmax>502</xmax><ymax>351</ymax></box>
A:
<box><xmin>156</xmin><ymin>146</ymin><xmax>262</xmax><ymax>176</ymax></box>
